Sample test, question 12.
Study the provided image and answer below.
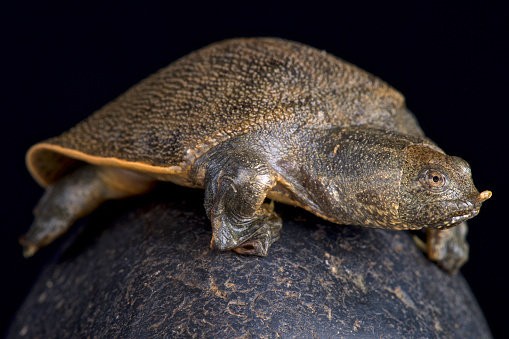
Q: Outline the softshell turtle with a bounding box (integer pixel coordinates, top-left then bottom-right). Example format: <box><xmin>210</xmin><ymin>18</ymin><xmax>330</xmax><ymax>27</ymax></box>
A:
<box><xmin>23</xmin><ymin>38</ymin><xmax>491</xmax><ymax>271</ymax></box>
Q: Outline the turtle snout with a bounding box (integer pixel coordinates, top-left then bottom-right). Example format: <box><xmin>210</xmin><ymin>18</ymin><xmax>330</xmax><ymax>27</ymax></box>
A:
<box><xmin>478</xmin><ymin>190</ymin><xmax>492</xmax><ymax>203</ymax></box>
<box><xmin>465</xmin><ymin>189</ymin><xmax>491</xmax><ymax>213</ymax></box>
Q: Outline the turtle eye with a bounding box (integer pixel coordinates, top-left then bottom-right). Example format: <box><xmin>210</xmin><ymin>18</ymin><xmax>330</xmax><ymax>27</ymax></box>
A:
<box><xmin>420</xmin><ymin>169</ymin><xmax>449</xmax><ymax>191</ymax></box>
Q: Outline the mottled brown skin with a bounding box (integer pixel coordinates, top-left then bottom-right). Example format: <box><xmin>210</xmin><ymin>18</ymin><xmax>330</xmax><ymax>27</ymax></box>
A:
<box><xmin>22</xmin><ymin>38</ymin><xmax>491</xmax><ymax>272</ymax></box>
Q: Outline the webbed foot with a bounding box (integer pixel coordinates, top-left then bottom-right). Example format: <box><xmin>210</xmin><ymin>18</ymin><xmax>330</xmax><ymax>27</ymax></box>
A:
<box><xmin>229</xmin><ymin>203</ymin><xmax>282</xmax><ymax>256</ymax></box>
<box><xmin>193</xmin><ymin>148</ymin><xmax>282</xmax><ymax>256</ymax></box>
<box><xmin>425</xmin><ymin>222</ymin><xmax>469</xmax><ymax>274</ymax></box>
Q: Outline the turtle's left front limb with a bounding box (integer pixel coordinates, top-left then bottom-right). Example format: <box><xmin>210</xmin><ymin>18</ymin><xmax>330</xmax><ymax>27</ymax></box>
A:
<box><xmin>21</xmin><ymin>165</ymin><xmax>156</xmax><ymax>257</ymax></box>
<box><xmin>192</xmin><ymin>150</ymin><xmax>282</xmax><ymax>256</ymax></box>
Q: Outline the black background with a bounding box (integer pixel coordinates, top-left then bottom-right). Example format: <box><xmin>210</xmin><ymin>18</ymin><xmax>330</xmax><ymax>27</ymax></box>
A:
<box><xmin>1</xmin><ymin>1</ymin><xmax>508</xmax><ymax>337</ymax></box>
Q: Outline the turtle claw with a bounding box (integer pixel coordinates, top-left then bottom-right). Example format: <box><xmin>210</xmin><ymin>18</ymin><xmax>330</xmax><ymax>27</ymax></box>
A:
<box><xmin>22</xmin><ymin>246</ymin><xmax>38</xmax><ymax>258</ymax></box>
<box><xmin>19</xmin><ymin>237</ymin><xmax>38</xmax><ymax>258</ymax></box>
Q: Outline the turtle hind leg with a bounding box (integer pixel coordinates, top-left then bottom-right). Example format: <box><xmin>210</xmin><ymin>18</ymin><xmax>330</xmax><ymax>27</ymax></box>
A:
<box><xmin>21</xmin><ymin>165</ymin><xmax>156</xmax><ymax>257</ymax></box>
<box><xmin>192</xmin><ymin>148</ymin><xmax>282</xmax><ymax>256</ymax></box>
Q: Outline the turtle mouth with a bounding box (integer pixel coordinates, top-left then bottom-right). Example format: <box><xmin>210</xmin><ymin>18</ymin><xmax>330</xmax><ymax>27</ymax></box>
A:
<box><xmin>417</xmin><ymin>190</ymin><xmax>491</xmax><ymax>229</ymax></box>
<box><xmin>429</xmin><ymin>208</ymin><xmax>480</xmax><ymax>229</ymax></box>
<box><xmin>419</xmin><ymin>198</ymin><xmax>483</xmax><ymax>229</ymax></box>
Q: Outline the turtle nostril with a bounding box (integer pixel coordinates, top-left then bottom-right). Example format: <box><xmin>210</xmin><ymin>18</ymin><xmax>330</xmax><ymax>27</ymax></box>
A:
<box><xmin>478</xmin><ymin>191</ymin><xmax>492</xmax><ymax>202</ymax></box>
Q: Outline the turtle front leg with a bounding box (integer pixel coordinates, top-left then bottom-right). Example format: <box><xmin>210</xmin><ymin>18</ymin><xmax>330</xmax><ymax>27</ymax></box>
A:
<box><xmin>425</xmin><ymin>222</ymin><xmax>469</xmax><ymax>274</ymax></box>
<box><xmin>21</xmin><ymin>165</ymin><xmax>156</xmax><ymax>257</ymax></box>
<box><xmin>193</xmin><ymin>150</ymin><xmax>282</xmax><ymax>256</ymax></box>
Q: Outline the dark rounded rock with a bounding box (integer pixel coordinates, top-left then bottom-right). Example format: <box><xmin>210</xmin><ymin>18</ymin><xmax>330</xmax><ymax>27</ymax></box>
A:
<box><xmin>7</xmin><ymin>185</ymin><xmax>491</xmax><ymax>338</ymax></box>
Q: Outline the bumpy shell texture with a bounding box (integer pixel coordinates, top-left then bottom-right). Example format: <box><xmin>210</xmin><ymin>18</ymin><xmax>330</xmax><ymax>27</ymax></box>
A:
<box><xmin>27</xmin><ymin>37</ymin><xmax>422</xmax><ymax>187</ymax></box>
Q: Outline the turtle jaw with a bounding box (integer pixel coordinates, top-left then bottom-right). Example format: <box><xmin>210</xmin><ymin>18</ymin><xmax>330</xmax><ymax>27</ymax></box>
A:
<box><xmin>429</xmin><ymin>208</ymin><xmax>480</xmax><ymax>229</ymax></box>
<box><xmin>424</xmin><ymin>190</ymin><xmax>491</xmax><ymax>229</ymax></box>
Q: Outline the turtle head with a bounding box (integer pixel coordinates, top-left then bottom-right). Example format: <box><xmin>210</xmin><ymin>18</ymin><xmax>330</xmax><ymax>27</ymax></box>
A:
<box><xmin>398</xmin><ymin>145</ymin><xmax>491</xmax><ymax>229</ymax></box>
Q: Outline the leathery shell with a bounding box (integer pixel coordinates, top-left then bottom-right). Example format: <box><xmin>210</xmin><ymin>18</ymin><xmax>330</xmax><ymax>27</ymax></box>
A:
<box><xmin>27</xmin><ymin>37</ymin><xmax>420</xmax><ymax>188</ymax></box>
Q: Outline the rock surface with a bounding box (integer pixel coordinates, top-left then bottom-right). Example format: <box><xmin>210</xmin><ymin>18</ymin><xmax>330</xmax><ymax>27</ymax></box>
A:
<box><xmin>8</xmin><ymin>184</ymin><xmax>491</xmax><ymax>338</ymax></box>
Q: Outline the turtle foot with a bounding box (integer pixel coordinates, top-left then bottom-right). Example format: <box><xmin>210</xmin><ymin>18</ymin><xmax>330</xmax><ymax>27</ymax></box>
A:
<box><xmin>211</xmin><ymin>203</ymin><xmax>282</xmax><ymax>256</ymax></box>
<box><xmin>426</xmin><ymin>222</ymin><xmax>469</xmax><ymax>274</ymax></box>
<box><xmin>231</xmin><ymin>204</ymin><xmax>282</xmax><ymax>256</ymax></box>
